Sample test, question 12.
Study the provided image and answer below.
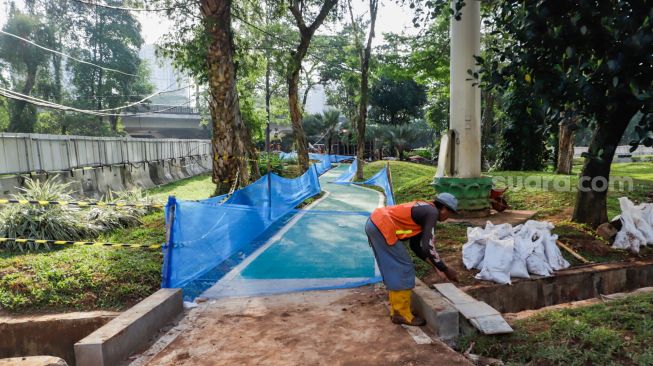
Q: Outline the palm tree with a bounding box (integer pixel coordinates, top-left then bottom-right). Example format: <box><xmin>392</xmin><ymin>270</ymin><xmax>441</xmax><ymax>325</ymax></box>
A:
<box><xmin>387</xmin><ymin>124</ymin><xmax>421</xmax><ymax>160</ymax></box>
<box><xmin>322</xmin><ymin>109</ymin><xmax>341</xmax><ymax>155</ymax></box>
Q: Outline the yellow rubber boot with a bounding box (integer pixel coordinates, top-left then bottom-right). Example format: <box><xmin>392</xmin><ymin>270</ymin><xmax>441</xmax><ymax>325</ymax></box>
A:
<box><xmin>388</xmin><ymin>290</ymin><xmax>425</xmax><ymax>326</ymax></box>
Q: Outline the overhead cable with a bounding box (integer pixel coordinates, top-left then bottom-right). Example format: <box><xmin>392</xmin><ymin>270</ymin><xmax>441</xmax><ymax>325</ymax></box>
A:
<box><xmin>0</xmin><ymin>29</ymin><xmax>144</xmax><ymax>77</ymax></box>
<box><xmin>70</xmin><ymin>0</ymin><xmax>195</xmax><ymax>12</ymax></box>
<box><xmin>0</xmin><ymin>87</ymin><xmax>192</xmax><ymax>117</ymax></box>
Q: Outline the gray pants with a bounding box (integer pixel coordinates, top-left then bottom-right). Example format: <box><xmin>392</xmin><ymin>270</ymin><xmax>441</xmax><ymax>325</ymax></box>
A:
<box><xmin>365</xmin><ymin>218</ymin><xmax>415</xmax><ymax>291</ymax></box>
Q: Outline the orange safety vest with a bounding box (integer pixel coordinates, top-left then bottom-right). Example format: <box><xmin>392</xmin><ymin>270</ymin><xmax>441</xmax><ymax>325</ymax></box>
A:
<box><xmin>370</xmin><ymin>201</ymin><xmax>433</xmax><ymax>245</ymax></box>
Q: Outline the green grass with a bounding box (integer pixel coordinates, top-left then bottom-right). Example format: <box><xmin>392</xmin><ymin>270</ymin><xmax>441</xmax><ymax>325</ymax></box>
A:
<box><xmin>460</xmin><ymin>291</ymin><xmax>653</xmax><ymax>365</ymax></box>
<box><xmin>147</xmin><ymin>174</ymin><xmax>214</xmax><ymax>201</ymax></box>
<box><xmin>0</xmin><ymin>246</ymin><xmax>161</xmax><ymax>312</ymax></box>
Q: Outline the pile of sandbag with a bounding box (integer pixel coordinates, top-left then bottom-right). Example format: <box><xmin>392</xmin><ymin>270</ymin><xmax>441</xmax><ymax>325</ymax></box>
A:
<box><xmin>462</xmin><ymin>220</ymin><xmax>570</xmax><ymax>284</ymax></box>
<box><xmin>612</xmin><ymin>197</ymin><xmax>653</xmax><ymax>254</ymax></box>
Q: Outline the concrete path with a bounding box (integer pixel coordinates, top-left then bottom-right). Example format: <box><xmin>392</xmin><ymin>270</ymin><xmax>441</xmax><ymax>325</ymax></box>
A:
<box><xmin>201</xmin><ymin>165</ymin><xmax>382</xmax><ymax>298</ymax></box>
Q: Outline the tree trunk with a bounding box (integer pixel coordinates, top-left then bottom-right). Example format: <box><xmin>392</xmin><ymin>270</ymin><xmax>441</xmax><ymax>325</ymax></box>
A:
<box><xmin>201</xmin><ymin>0</ymin><xmax>251</xmax><ymax>195</ymax></box>
<box><xmin>287</xmin><ymin>0</ymin><xmax>338</xmax><ymax>172</ymax></box>
<box><xmin>351</xmin><ymin>0</ymin><xmax>378</xmax><ymax>180</ymax></box>
<box><xmin>572</xmin><ymin>106</ymin><xmax>638</xmax><ymax>227</ymax></box>
<box><xmin>480</xmin><ymin>91</ymin><xmax>495</xmax><ymax>168</ymax></box>
<box><xmin>8</xmin><ymin>65</ymin><xmax>38</xmax><ymax>132</ymax></box>
<box><xmin>556</xmin><ymin>119</ymin><xmax>576</xmax><ymax>175</ymax></box>
<box><xmin>288</xmin><ymin>63</ymin><xmax>310</xmax><ymax>170</ymax></box>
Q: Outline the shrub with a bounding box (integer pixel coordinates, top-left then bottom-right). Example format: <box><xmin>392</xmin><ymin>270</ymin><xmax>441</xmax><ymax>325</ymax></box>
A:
<box><xmin>0</xmin><ymin>178</ymin><xmax>93</xmax><ymax>251</ymax></box>
<box><xmin>0</xmin><ymin>178</ymin><xmax>154</xmax><ymax>251</ymax></box>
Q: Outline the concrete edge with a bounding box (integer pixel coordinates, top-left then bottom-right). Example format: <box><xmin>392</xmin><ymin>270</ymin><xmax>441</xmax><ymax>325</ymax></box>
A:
<box><xmin>74</xmin><ymin>288</ymin><xmax>183</xmax><ymax>366</ymax></box>
<box><xmin>411</xmin><ymin>278</ymin><xmax>460</xmax><ymax>342</ymax></box>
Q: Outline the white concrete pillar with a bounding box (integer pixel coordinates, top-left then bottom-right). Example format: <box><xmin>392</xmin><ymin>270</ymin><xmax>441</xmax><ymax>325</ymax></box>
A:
<box><xmin>449</xmin><ymin>0</ymin><xmax>481</xmax><ymax>178</ymax></box>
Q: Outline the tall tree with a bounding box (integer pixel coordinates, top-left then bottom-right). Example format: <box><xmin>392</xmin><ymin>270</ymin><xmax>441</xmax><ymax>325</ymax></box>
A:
<box><xmin>369</xmin><ymin>76</ymin><xmax>427</xmax><ymax>125</ymax></box>
<box><xmin>348</xmin><ymin>0</ymin><xmax>378</xmax><ymax>179</ymax></box>
<box><xmin>199</xmin><ymin>0</ymin><xmax>255</xmax><ymax>194</ymax></box>
<box><xmin>0</xmin><ymin>10</ymin><xmax>53</xmax><ymax>132</ymax></box>
<box><xmin>67</xmin><ymin>0</ymin><xmax>152</xmax><ymax>134</ymax></box>
<box><xmin>286</xmin><ymin>0</ymin><xmax>339</xmax><ymax>171</ymax></box>
<box><xmin>481</xmin><ymin>0</ymin><xmax>653</xmax><ymax>227</ymax></box>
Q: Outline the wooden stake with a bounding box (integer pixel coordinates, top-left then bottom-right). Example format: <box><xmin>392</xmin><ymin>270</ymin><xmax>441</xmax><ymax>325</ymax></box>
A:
<box><xmin>386</xmin><ymin>161</ymin><xmax>395</xmax><ymax>204</ymax></box>
<box><xmin>556</xmin><ymin>239</ymin><xmax>591</xmax><ymax>264</ymax></box>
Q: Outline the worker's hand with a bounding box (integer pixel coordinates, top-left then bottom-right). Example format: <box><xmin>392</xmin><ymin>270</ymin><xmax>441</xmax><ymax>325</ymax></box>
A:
<box><xmin>443</xmin><ymin>267</ymin><xmax>459</xmax><ymax>283</ymax></box>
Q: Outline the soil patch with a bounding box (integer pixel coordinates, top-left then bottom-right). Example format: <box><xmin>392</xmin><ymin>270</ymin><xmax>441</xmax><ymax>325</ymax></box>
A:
<box><xmin>143</xmin><ymin>286</ymin><xmax>472</xmax><ymax>366</ymax></box>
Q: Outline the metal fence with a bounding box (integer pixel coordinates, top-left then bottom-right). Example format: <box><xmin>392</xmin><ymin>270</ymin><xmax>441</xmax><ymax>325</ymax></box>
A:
<box><xmin>574</xmin><ymin>145</ymin><xmax>653</xmax><ymax>158</ymax></box>
<box><xmin>0</xmin><ymin>133</ymin><xmax>211</xmax><ymax>175</ymax></box>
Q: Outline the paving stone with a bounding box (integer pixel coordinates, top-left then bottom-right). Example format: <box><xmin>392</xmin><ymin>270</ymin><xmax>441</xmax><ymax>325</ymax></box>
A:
<box><xmin>433</xmin><ymin>283</ymin><xmax>477</xmax><ymax>305</ymax></box>
<box><xmin>455</xmin><ymin>301</ymin><xmax>500</xmax><ymax>320</ymax></box>
<box><xmin>469</xmin><ymin>314</ymin><xmax>513</xmax><ymax>335</ymax></box>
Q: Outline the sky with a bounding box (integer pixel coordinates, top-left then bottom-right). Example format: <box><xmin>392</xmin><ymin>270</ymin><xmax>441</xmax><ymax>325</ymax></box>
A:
<box><xmin>0</xmin><ymin>1</ymin><xmax>420</xmax><ymax>46</ymax></box>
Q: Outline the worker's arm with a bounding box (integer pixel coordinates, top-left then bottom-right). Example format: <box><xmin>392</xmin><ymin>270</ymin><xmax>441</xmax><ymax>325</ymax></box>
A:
<box><xmin>409</xmin><ymin>235</ymin><xmax>447</xmax><ymax>271</ymax></box>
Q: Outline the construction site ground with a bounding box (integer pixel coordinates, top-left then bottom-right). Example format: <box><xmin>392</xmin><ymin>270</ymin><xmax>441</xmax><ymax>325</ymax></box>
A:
<box><xmin>132</xmin><ymin>286</ymin><xmax>472</xmax><ymax>366</ymax></box>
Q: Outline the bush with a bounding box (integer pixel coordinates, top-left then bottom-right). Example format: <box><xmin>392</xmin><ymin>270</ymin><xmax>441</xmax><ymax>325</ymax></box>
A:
<box><xmin>407</xmin><ymin>148</ymin><xmax>433</xmax><ymax>160</ymax></box>
<box><xmin>0</xmin><ymin>178</ymin><xmax>154</xmax><ymax>251</ymax></box>
<box><xmin>258</xmin><ymin>152</ymin><xmax>294</xmax><ymax>176</ymax></box>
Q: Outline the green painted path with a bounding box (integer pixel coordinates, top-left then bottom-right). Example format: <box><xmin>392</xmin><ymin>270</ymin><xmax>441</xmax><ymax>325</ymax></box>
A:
<box><xmin>202</xmin><ymin>164</ymin><xmax>382</xmax><ymax>298</ymax></box>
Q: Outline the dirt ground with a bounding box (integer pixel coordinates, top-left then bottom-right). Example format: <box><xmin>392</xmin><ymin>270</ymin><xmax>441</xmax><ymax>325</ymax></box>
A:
<box><xmin>138</xmin><ymin>286</ymin><xmax>472</xmax><ymax>366</ymax></box>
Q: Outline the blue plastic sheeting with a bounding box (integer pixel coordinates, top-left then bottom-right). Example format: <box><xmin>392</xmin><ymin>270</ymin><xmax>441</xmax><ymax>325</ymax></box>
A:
<box><xmin>356</xmin><ymin>166</ymin><xmax>395</xmax><ymax>206</ymax></box>
<box><xmin>162</xmin><ymin>166</ymin><xmax>321</xmax><ymax>295</ymax></box>
<box><xmin>332</xmin><ymin>158</ymin><xmax>357</xmax><ymax>184</ymax></box>
<box><xmin>199</xmin><ymin>165</ymin><xmax>382</xmax><ymax>299</ymax></box>
<box><xmin>331</xmin><ymin>158</ymin><xmax>395</xmax><ymax>206</ymax></box>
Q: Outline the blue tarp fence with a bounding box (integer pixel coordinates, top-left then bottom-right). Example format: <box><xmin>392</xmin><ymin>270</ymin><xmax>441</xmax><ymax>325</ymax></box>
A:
<box><xmin>161</xmin><ymin>153</ymin><xmax>357</xmax><ymax>298</ymax></box>
<box><xmin>332</xmin><ymin>158</ymin><xmax>396</xmax><ymax>205</ymax></box>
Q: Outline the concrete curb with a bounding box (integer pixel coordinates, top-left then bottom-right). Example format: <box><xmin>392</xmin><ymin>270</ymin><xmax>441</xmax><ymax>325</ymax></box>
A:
<box><xmin>410</xmin><ymin>279</ymin><xmax>460</xmax><ymax>342</ymax></box>
<box><xmin>74</xmin><ymin>289</ymin><xmax>183</xmax><ymax>366</ymax></box>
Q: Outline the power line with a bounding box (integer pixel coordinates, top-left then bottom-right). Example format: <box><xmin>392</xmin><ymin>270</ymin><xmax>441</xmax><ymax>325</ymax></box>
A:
<box><xmin>0</xmin><ymin>87</ymin><xmax>192</xmax><ymax>117</ymax></box>
<box><xmin>0</xmin><ymin>29</ymin><xmax>142</xmax><ymax>78</ymax></box>
<box><xmin>70</xmin><ymin>0</ymin><xmax>196</xmax><ymax>12</ymax></box>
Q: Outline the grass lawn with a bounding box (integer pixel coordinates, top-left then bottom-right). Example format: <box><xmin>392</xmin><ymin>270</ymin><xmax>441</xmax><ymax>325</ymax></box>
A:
<box><xmin>460</xmin><ymin>291</ymin><xmax>653</xmax><ymax>365</ymax></box>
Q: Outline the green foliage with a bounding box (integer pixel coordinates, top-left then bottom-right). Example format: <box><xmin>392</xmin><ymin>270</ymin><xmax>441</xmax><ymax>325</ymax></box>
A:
<box><xmin>482</xmin><ymin>0</ymin><xmax>653</xmax><ymax>160</ymax></box>
<box><xmin>0</xmin><ymin>178</ymin><xmax>155</xmax><ymax>252</ymax></box>
<box><xmin>0</xmin><ymin>179</ymin><xmax>95</xmax><ymax>250</ymax></box>
<box><xmin>0</xmin><ymin>9</ymin><xmax>54</xmax><ymax>132</ymax></box>
<box><xmin>369</xmin><ymin>76</ymin><xmax>427</xmax><ymax>125</ymax></box>
<box><xmin>460</xmin><ymin>291</ymin><xmax>653</xmax><ymax>365</ymax></box>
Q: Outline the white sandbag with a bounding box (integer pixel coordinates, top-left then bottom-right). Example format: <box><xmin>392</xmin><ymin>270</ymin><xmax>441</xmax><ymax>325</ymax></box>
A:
<box><xmin>510</xmin><ymin>234</ymin><xmax>535</xmax><ymax>279</ymax></box>
<box><xmin>462</xmin><ymin>240</ymin><xmax>486</xmax><ymax>270</ymax></box>
<box><xmin>613</xmin><ymin>197</ymin><xmax>651</xmax><ymax>253</ymax></box>
<box><xmin>639</xmin><ymin>204</ymin><xmax>653</xmax><ymax>226</ymax></box>
<box><xmin>526</xmin><ymin>252</ymin><xmax>552</xmax><ymax>276</ymax></box>
<box><xmin>475</xmin><ymin>238</ymin><xmax>514</xmax><ymax>285</ymax></box>
<box><xmin>543</xmin><ymin>233</ymin><xmax>570</xmax><ymax>270</ymax></box>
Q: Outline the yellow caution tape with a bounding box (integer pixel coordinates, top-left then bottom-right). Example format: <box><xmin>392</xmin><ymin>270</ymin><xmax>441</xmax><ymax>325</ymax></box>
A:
<box><xmin>0</xmin><ymin>199</ymin><xmax>163</xmax><ymax>209</ymax></box>
<box><xmin>0</xmin><ymin>237</ymin><xmax>161</xmax><ymax>249</ymax></box>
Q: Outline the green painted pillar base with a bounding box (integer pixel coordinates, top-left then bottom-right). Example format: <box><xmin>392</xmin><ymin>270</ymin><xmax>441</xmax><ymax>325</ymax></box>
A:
<box><xmin>432</xmin><ymin>176</ymin><xmax>493</xmax><ymax>215</ymax></box>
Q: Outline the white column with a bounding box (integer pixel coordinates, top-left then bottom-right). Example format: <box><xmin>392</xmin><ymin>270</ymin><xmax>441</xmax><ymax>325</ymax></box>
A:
<box><xmin>449</xmin><ymin>0</ymin><xmax>481</xmax><ymax>178</ymax></box>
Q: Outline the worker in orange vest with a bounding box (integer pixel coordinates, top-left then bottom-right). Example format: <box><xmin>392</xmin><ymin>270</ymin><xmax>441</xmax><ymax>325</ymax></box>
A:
<box><xmin>365</xmin><ymin>192</ymin><xmax>460</xmax><ymax>326</ymax></box>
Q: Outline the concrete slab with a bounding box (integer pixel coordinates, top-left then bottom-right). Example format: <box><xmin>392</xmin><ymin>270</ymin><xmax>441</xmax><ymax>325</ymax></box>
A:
<box><xmin>455</xmin><ymin>301</ymin><xmax>501</xmax><ymax>320</ymax></box>
<box><xmin>469</xmin><ymin>315</ymin><xmax>514</xmax><ymax>335</ymax></box>
<box><xmin>74</xmin><ymin>288</ymin><xmax>182</xmax><ymax>366</ymax></box>
<box><xmin>433</xmin><ymin>283</ymin><xmax>477</xmax><ymax>305</ymax></box>
<box><xmin>411</xmin><ymin>279</ymin><xmax>460</xmax><ymax>341</ymax></box>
